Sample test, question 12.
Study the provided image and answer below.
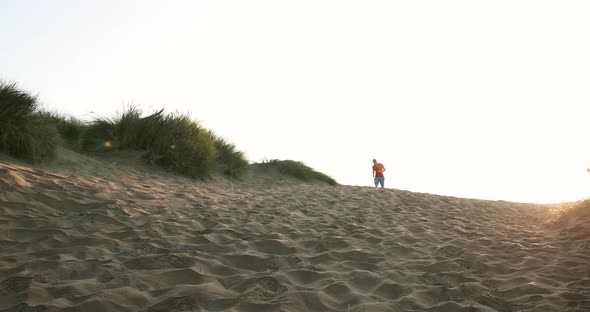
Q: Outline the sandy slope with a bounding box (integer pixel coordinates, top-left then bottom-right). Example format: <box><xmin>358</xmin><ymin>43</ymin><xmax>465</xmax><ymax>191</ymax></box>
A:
<box><xmin>0</xmin><ymin>150</ymin><xmax>589</xmax><ymax>312</ymax></box>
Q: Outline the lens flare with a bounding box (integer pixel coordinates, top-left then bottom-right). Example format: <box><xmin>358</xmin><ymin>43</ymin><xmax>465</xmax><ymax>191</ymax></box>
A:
<box><xmin>104</xmin><ymin>141</ymin><xmax>113</xmax><ymax>148</ymax></box>
<box><xmin>171</xmin><ymin>144</ymin><xmax>176</xmax><ymax>150</ymax></box>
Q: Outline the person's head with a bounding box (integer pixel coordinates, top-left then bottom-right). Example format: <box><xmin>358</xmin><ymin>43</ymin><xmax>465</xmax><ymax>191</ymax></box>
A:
<box><xmin>373</xmin><ymin>159</ymin><xmax>377</xmax><ymax>164</ymax></box>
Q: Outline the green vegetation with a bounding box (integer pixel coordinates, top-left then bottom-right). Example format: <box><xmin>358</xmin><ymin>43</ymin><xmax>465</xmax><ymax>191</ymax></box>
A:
<box><xmin>207</xmin><ymin>130</ymin><xmax>249</xmax><ymax>178</ymax></box>
<box><xmin>33</xmin><ymin>111</ymin><xmax>85</xmax><ymax>149</ymax></box>
<box><xmin>255</xmin><ymin>159</ymin><xmax>338</xmax><ymax>185</ymax></box>
<box><xmin>0</xmin><ymin>80</ymin><xmax>248</xmax><ymax>179</ymax></box>
<box><xmin>1</xmin><ymin>80</ymin><xmax>334</xmax><ymax>185</ymax></box>
<box><xmin>78</xmin><ymin>106</ymin><xmax>245</xmax><ymax>179</ymax></box>
<box><xmin>0</xmin><ymin>81</ymin><xmax>59</xmax><ymax>163</ymax></box>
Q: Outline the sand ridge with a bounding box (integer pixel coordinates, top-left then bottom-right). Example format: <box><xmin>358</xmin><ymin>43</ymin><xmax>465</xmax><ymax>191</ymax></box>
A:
<box><xmin>1</xmin><ymin>151</ymin><xmax>589</xmax><ymax>311</ymax></box>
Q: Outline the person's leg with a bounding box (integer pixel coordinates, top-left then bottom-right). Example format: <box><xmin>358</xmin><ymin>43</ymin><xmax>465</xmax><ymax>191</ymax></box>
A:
<box><xmin>378</xmin><ymin>177</ymin><xmax>384</xmax><ymax>188</ymax></box>
<box><xmin>374</xmin><ymin>177</ymin><xmax>378</xmax><ymax>187</ymax></box>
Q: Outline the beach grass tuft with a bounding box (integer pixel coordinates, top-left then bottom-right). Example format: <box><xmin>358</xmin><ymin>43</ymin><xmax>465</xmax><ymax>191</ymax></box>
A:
<box><xmin>34</xmin><ymin>111</ymin><xmax>86</xmax><ymax>149</ymax></box>
<box><xmin>0</xmin><ymin>81</ymin><xmax>59</xmax><ymax>163</ymax></box>
<box><xmin>256</xmin><ymin>159</ymin><xmax>337</xmax><ymax>185</ymax></box>
<box><xmin>79</xmin><ymin>106</ymin><xmax>247</xmax><ymax>179</ymax></box>
<box><xmin>1</xmin><ymin>80</ymin><xmax>341</xmax><ymax>184</ymax></box>
<box><xmin>207</xmin><ymin>130</ymin><xmax>249</xmax><ymax>178</ymax></box>
<box><xmin>0</xmin><ymin>81</ymin><xmax>249</xmax><ymax>179</ymax></box>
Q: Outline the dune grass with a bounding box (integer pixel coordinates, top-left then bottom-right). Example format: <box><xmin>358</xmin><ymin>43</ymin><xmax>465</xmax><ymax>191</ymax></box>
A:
<box><xmin>0</xmin><ymin>81</ymin><xmax>249</xmax><ymax>179</ymax></box>
<box><xmin>33</xmin><ymin>111</ymin><xmax>86</xmax><ymax>149</ymax></box>
<box><xmin>255</xmin><ymin>159</ymin><xmax>338</xmax><ymax>185</ymax></box>
<box><xmin>0</xmin><ymin>81</ymin><xmax>59</xmax><ymax>163</ymax></box>
<box><xmin>207</xmin><ymin>130</ymin><xmax>249</xmax><ymax>178</ymax></box>
<box><xmin>2</xmin><ymin>80</ymin><xmax>333</xmax><ymax>184</ymax></box>
<box><xmin>78</xmin><ymin>106</ymin><xmax>248</xmax><ymax>179</ymax></box>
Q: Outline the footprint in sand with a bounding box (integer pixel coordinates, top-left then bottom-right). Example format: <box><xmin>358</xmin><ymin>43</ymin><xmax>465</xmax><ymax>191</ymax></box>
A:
<box><xmin>96</xmin><ymin>270</ymin><xmax>113</xmax><ymax>283</ymax></box>
<box><xmin>233</xmin><ymin>277</ymin><xmax>288</xmax><ymax>302</ymax></box>
<box><xmin>0</xmin><ymin>277</ymin><xmax>32</xmax><ymax>295</ymax></box>
<box><xmin>145</xmin><ymin>296</ymin><xmax>197</xmax><ymax>312</ymax></box>
<box><xmin>32</xmin><ymin>272</ymin><xmax>55</xmax><ymax>284</ymax></box>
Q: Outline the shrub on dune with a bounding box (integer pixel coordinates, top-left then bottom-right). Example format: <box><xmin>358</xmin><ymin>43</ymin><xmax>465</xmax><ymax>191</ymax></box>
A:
<box><xmin>207</xmin><ymin>131</ymin><xmax>249</xmax><ymax>178</ymax></box>
<box><xmin>256</xmin><ymin>159</ymin><xmax>337</xmax><ymax>185</ymax></box>
<box><xmin>0</xmin><ymin>81</ymin><xmax>249</xmax><ymax>179</ymax></box>
<box><xmin>35</xmin><ymin>111</ymin><xmax>86</xmax><ymax>149</ymax></box>
<box><xmin>111</xmin><ymin>106</ymin><xmax>143</xmax><ymax>149</ymax></box>
<box><xmin>79</xmin><ymin>106</ymin><xmax>245</xmax><ymax>179</ymax></box>
<box><xmin>144</xmin><ymin>114</ymin><xmax>218</xmax><ymax>179</ymax></box>
<box><xmin>0</xmin><ymin>81</ymin><xmax>59</xmax><ymax>163</ymax></box>
<box><xmin>80</xmin><ymin>119</ymin><xmax>116</xmax><ymax>152</ymax></box>
<box><xmin>55</xmin><ymin>117</ymin><xmax>86</xmax><ymax>148</ymax></box>
<box><xmin>80</xmin><ymin>107</ymin><xmax>151</xmax><ymax>151</ymax></box>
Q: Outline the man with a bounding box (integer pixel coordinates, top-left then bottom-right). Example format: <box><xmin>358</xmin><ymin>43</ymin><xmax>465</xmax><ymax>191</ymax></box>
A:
<box><xmin>372</xmin><ymin>159</ymin><xmax>385</xmax><ymax>188</ymax></box>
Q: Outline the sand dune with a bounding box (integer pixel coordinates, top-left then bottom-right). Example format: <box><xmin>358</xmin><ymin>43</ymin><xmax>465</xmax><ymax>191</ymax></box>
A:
<box><xmin>1</xmin><ymin>150</ymin><xmax>589</xmax><ymax>311</ymax></box>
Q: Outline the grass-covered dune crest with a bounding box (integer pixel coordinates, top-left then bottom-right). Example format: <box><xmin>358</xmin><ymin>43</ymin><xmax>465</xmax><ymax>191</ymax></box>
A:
<box><xmin>0</xmin><ymin>81</ymin><xmax>59</xmax><ymax>163</ymax></box>
<box><xmin>73</xmin><ymin>106</ymin><xmax>250</xmax><ymax>179</ymax></box>
<box><xmin>0</xmin><ymin>80</ymin><xmax>337</xmax><ymax>184</ymax></box>
<box><xmin>254</xmin><ymin>159</ymin><xmax>338</xmax><ymax>186</ymax></box>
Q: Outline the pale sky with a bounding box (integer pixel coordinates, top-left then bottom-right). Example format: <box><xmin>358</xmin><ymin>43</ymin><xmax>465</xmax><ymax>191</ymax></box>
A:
<box><xmin>2</xmin><ymin>1</ymin><xmax>590</xmax><ymax>203</ymax></box>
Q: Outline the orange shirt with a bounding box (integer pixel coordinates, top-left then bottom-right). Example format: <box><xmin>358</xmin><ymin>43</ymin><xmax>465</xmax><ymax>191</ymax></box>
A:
<box><xmin>372</xmin><ymin>163</ymin><xmax>385</xmax><ymax>177</ymax></box>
